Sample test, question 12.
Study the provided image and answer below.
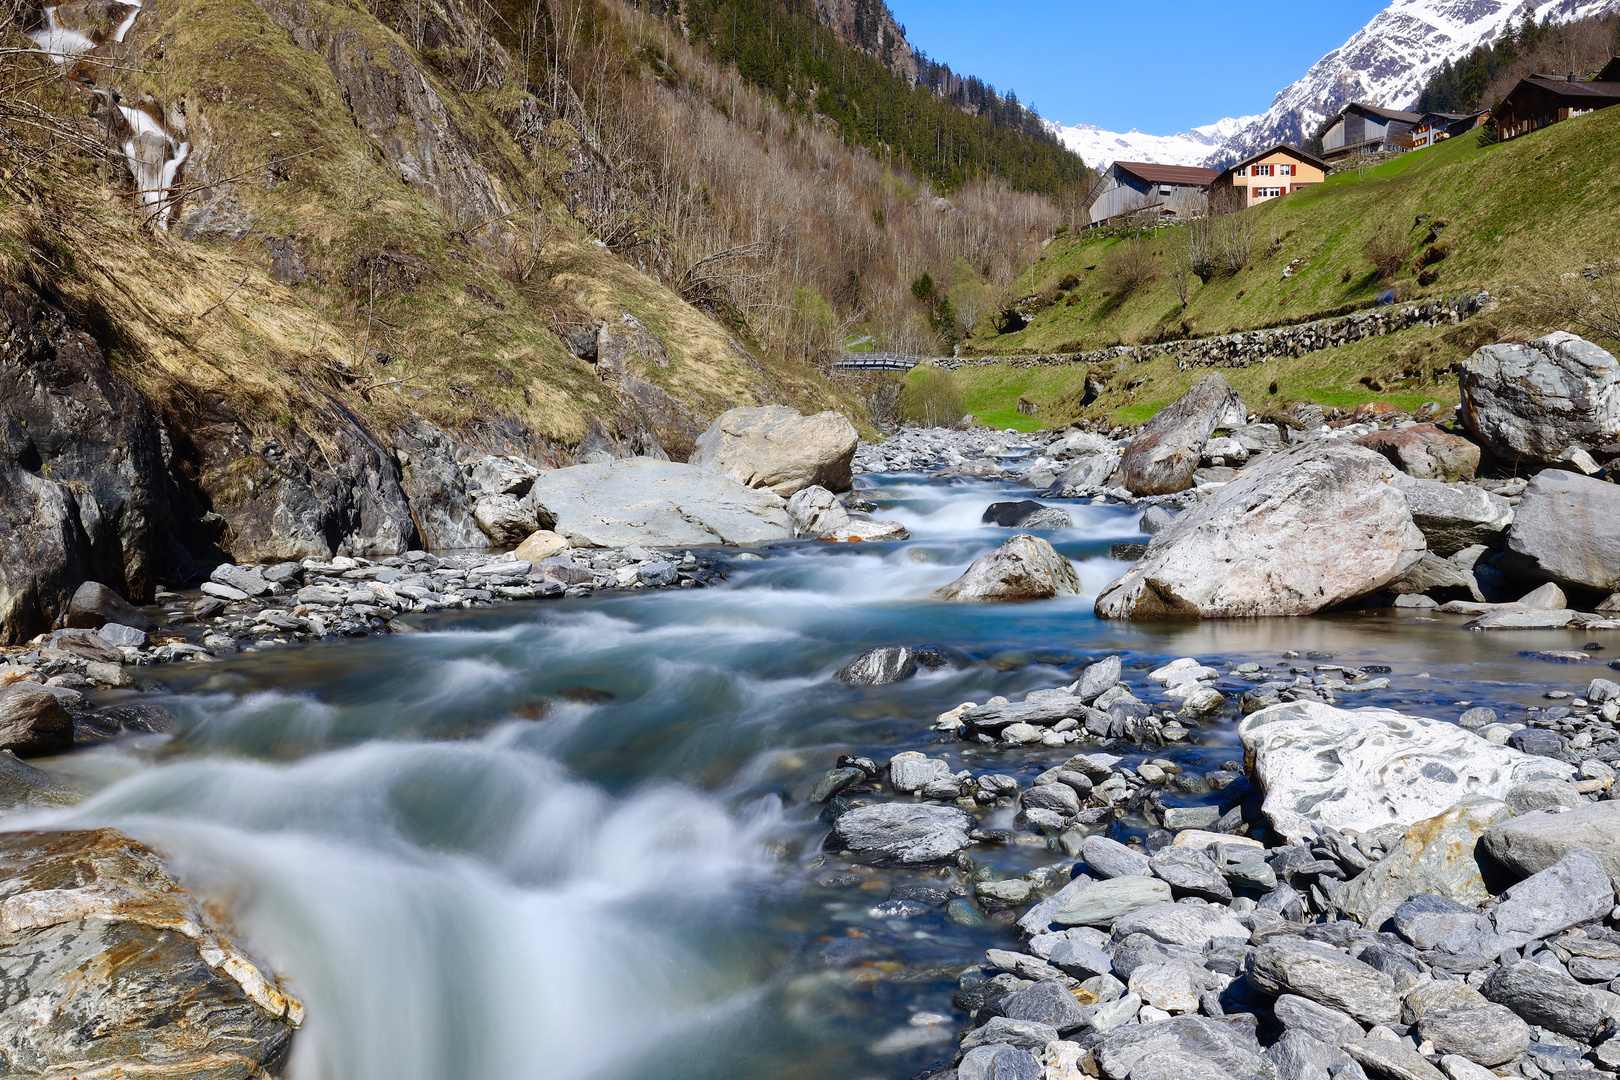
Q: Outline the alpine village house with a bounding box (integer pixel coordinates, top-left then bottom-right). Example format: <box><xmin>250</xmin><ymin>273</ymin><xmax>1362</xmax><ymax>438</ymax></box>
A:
<box><xmin>1213</xmin><ymin>145</ymin><xmax>1328</xmax><ymax>207</ymax></box>
<box><xmin>1084</xmin><ymin>161</ymin><xmax>1220</xmax><ymax>225</ymax></box>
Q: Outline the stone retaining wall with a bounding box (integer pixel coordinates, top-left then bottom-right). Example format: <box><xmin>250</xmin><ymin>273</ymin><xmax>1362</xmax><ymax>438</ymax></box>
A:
<box><xmin>938</xmin><ymin>292</ymin><xmax>1492</xmax><ymax>373</ymax></box>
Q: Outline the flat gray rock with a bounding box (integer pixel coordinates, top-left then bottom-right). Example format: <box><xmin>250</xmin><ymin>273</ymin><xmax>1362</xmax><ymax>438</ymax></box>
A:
<box><xmin>1239</xmin><ymin>701</ymin><xmax>1573</xmax><ymax>843</ymax></box>
<box><xmin>1081</xmin><ymin>835</ymin><xmax>1150</xmax><ymax>879</ymax></box>
<box><xmin>1482</xmin><ymin>803</ymin><xmax>1619</xmax><ymax>876</ymax></box>
<box><xmin>1395</xmin><ymin>477</ymin><xmax>1513</xmax><ymax>557</ymax></box>
<box><xmin>1274</xmin><ymin>993</ymin><xmax>1362</xmax><ymax>1046</ymax></box>
<box><xmin>1046</xmin><ymin>938</ymin><xmax>1114</xmax><ymax>980</ymax></box>
<box><xmin>527</xmin><ymin>458</ymin><xmax>791</xmax><ymax>548</ymax></box>
<box><xmin>1111</xmin><ymin>902</ymin><xmax>1247</xmax><ymax>950</ymax></box>
<box><xmin>1246</xmin><ymin>939</ymin><xmax>1401</xmax><ymax>1024</ymax></box>
<box><xmin>1149</xmin><ymin>846</ymin><xmax>1232</xmax><ymax>902</ymax></box>
<box><xmin>958</xmin><ymin>1016</ymin><xmax>1059</xmax><ymax>1054</ymax></box>
<box><xmin>830</xmin><ymin>803</ymin><xmax>974</xmax><ymax>864</ymax></box>
<box><xmin>999</xmin><ymin>978</ymin><xmax>1089</xmax><ymax>1032</ymax></box>
<box><xmin>957</xmin><ymin>1043</ymin><xmax>1042</xmax><ymax>1080</ymax></box>
<box><xmin>1051</xmin><ymin>876</ymin><xmax>1171</xmax><ymax>928</ymax></box>
<box><xmin>1267</xmin><ymin>1029</ymin><xmax>1352</xmax><ymax>1080</ymax></box>
<box><xmin>1342</xmin><ymin>1037</ymin><xmax>1446</xmax><ymax>1080</ymax></box>
<box><xmin>1094</xmin><ymin>1014</ymin><xmax>1270</xmax><ymax>1080</ymax></box>
<box><xmin>1076</xmin><ymin>655</ymin><xmax>1122</xmax><ymax>702</ymax></box>
<box><xmin>1489</xmin><ymin>849</ymin><xmax>1614</xmax><ymax>947</ymax></box>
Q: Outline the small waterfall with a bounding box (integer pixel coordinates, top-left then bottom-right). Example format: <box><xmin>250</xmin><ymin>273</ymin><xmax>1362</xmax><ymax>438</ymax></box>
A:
<box><xmin>24</xmin><ymin>0</ymin><xmax>191</xmax><ymax>227</ymax></box>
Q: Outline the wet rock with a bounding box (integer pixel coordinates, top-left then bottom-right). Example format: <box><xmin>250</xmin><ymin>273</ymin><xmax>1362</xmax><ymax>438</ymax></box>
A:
<box><xmin>786</xmin><ymin>485</ymin><xmax>851</xmax><ymax>538</ymax></box>
<box><xmin>1096</xmin><ymin>442</ymin><xmax>1425</xmax><ymax>619</ymax></box>
<box><xmin>1118</xmin><ymin>374</ymin><xmax>1247</xmax><ymax>496</ymax></box>
<box><xmin>528</xmin><ymin>459</ymin><xmax>791</xmax><ymax>548</ymax></box>
<box><xmin>810</xmin><ymin>767</ymin><xmax>865</xmax><ymax>803</ymax></box>
<box><xmin>0</xmin><ymin>750</ymin><xmax>76</xmax><ymax>809</ymax></box>
<box><xmin>1239</xmin><ymin>701</ymin><xmax>1573</xmax><ymax>843</ymax></box>
<box><xmin>835</xmin><ymin>647</ymin><xmax>930</xmax><ymax>686</ymax></box>
<box><xmin>1414</xmin><ymin>1003</ymin><xmax>1529</xmax><ymax>1067</ymax></box>
<box><xmin>1481</xmin><ymin>801</ymin><xmax>1620</xmax><ymax>877</ymax></box>
<box><xmin>889</xmin><ymin>752</ymin><xmax>952</xmax><ymax>795</ymax></box>
<box><xmin>1093</xmin><ymin>1014</ymin><xmax>1271</xmax><ymax>1080</ymax></box>
<box><xmin>1354</xmin><ymin>424</ymin><xmax>1480</xmax><ymax>482</ymax></box>
<box><xmin>1335</xmin><ymin>798</ymin><xmax>1509</xmax><ymax>924</ymax></box>
<box><xmin>0</xmin><ymin>683</ymin><xmax>73</xmax><ymax>756</ymax></box>
<box><xmin>830</xmin><ymin>803</ymin><xmax>974</xmax><ymax>864</ymax></box>
<box><xmin>937</xmin><ymin>535</ymin><xmax>1080</xmax><ymax>602</ymax></box>
<box><xmin>1481</xmin><ymin>959</ymin><xmax>1620</xmax><ymax>1040</ymax></box>
<box><xmin>1504</xmin><ymin>469</ymin><xmax>1620</xmax><ymax>592</ymax></box>
<box><xmin>689</xmin><ymin>405</ymin><xmax>858</xmax><ymax>496</ymax></box>
<box><xmin>1248</xmin><ymin>940</ymin><xmax>1401</xmax><ymax>1024</ymax></box>
<box><xmin>472</xmin><ymin>494</ymin><xmax>540</xmax><ymax>547</ymax></box>
<box><xmin>63</xmin><ymin>581</ymin><xmax>156</xmax><ymax>632</ymax></box>
<box><xmin>1459</xmin><ymin>332</ymin><xmax>1620</xmax><ymax>468</ymax></box>
<box><xmin>982</xmin><ymin>501</ymin><xmax>1072</xmax><ymax>530</ymax></box>
<box><xmin>1022</xmin><ymin>783</ymin><xmax>1081</xmax><ymax>816</ymax></box>
<box><xmin>0</xmin><ymin>828</ymin><xmax>301</xmax><ymax>1076</ymax></box>
<box><xmin>826</xmin><ymin>518</ymin><xmax>909</xmax><ymax>542</ymax></box>
<box><xmin>1051</xmin><ymin>876</ymin><xmax>1171</xmax><ymax>927</ymax></box>
<box><xmin>1076</xmin><ymin>655</ymin><xmax>1122</xmax><ymax>702</ymax></box>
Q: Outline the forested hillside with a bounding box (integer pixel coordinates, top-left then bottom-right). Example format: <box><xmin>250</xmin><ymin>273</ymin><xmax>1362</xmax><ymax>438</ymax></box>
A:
<box><xmin>1415</xmin><ymin>10</ymin><xmax>1620</xmax><ymax>112</ymax></box>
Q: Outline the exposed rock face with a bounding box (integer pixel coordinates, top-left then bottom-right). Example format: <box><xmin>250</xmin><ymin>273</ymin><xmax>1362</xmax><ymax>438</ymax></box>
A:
<box><xmin>1395</xmin><ymin>477</ymin><xmax>1513</xmax><ymax>557</ymax></box>
<box><xmin>0</xmin><ymin>683</ymin><xmax>74</xmax><ymax>756</ymax></box>
<box><xmin>689</xmin><ymin>405</ymin><xmax>858</xmax><ymax>496</ymax></box>
<box><xmin>1354</xmin><ymin>423</ymin><xmax>1479</xmax><ymax>481</ymax></box>
<box><xmin>829</xmin><ymin>803</ymin><xmax>974</xmax><ymax>864</ymax></box>
<box><xmin>394</xmin><ymin>419</ymin><xmax>485</xmax><ymax>550</ymax></box>
<box><xmin>1117</xmin><ymin>374</ymin><xmax>1247</xmax><ymax>496</ymax></box>
<box><xmin>527</xmin><ymin>458</ymin><xmax>791</xmax><ymax>548</ymax></box>
<box><xmin>1095</xmin><ymin>442</ymin><xmax>1425</xmax><ymax>619</ymax></box>
<box><xmin>0</xmin><ymin>829</ymin><xmax>301</xmax><ymax>1077</ymax></box>
<box><xmin>1459</xmin><ymin>332</ymin><xmax>1620</xmax><ymax>467</ymax></box>
<box><xmin>1503</xmin><ymin>469</ymin><xmax>1620</xmax><ymax>591</ymax></box>
<box><xmin>1239</xmin><ymin>701</ymin><xmax>1573</xmax><ymax>843</ymax></box>
<box><xmin>0</xmin><ymin>283</ymin><xmax>188</xmax><ymax>642</ymax></box>
<box><xmin>937</xmin><ymin>534</ymin><xmax>1081</xmax><ymax>602</ymax></box>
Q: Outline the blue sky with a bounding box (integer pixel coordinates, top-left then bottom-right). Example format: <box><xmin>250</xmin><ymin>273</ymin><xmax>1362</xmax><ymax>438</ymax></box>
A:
<box><xmin>885</xmin><ymin>0</ymin><xmax>1390</xmax><ymax>134</ymax></box>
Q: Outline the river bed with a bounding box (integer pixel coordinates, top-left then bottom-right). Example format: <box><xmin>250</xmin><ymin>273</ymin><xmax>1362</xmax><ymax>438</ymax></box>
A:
<box><xmin>9</xmin><ymin>471</ymin><xmax>1616</xmax><ymax>1080</ymax></box>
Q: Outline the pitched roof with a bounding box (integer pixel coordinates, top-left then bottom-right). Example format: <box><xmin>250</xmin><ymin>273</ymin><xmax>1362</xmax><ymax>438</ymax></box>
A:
<box><xmin>1326</xmin><ymin>102</ymin><xmax>1425</xmax><ymax>126</ymax></box>
<box><xmin>1112</xmin><ymin>161</ymin><xmax>1219</xmax><ymax>187</ymax></box>
<box><xmin>1597</xmin><ymin>56</ymin><xmax>1620</xmax><ymax>82</ymax></box>
<box><xmin>1225</xmin><ymin>143</ymin><xmax>1330</xmax><ymax>175</ymax></box>
<box><xmin>1512</xmin><ymin>73</ymin><xmax>1620</xmax><ymax>102</ymax></box>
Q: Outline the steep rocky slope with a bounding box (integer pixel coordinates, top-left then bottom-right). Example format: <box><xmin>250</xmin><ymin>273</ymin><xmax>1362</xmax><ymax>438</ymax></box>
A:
<box><xmin>0</xmin><ymin>0</ymin><xmax>862</xmax><ymax>641</ymax></box>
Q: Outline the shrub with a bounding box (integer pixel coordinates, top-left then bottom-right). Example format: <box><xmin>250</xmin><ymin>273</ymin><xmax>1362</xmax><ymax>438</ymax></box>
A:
<box><xmin>1057</xmin><ymin>273</ymin><xmax>1080</xmax><ymax>291</ymax></box>
<box><xmin>900</xmin><ymin>367</ymin><xmax>966</xmax><ymax>428</ymax></box>
<box><xmin>1418</xmin><ymin>239</ymin><xmax>1452</xmax><ymax>267</ymax></box>
<box><xmin>1363</xmin><ymin>228</ymin><xmax>1411</xmax><ymax>280</ymax></box>
<box><xmin>1103</xmin><ymin>241</ymin><xmax>1157</xmax><ymax>295</ymax></box>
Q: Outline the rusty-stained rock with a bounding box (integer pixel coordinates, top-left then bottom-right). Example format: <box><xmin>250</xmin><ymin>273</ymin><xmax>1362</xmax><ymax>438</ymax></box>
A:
<box><xmin>0</xmin><ymin>828</ymin><xmax>302</xmax><ymax>1078</ymax></box>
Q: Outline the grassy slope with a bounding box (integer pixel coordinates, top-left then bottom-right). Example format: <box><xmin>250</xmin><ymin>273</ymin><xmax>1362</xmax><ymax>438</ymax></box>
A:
<box><xmin>1</xmin><ymin>0</ymin><xmax>862</xmax><ymax>456</ymax></box>
<box><xmin>942</xmin><ymin>106</ymin><xmax>1620</xmax><ymax>428</ymax></box>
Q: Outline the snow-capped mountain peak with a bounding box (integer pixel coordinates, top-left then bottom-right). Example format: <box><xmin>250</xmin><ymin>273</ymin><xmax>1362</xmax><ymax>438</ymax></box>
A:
<box><xmin>1058</xmin><ymin>0</ymin><xmax>1620</xmax><ymax>171</ymax></box>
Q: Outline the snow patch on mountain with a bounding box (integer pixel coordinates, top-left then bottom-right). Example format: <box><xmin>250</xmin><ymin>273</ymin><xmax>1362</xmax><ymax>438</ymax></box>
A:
<box><xmin>1046</xmin><ymin>116</ymin><xmax>1259</xmax><ymax>168</ymax></box>
<box><xmin>1058</xmin><ymin>0</ymin><xmax>1620</xmax><ymax>171</ymax></box>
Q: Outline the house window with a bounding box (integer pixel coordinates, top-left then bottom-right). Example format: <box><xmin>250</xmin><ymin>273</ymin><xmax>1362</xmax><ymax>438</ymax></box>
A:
<box><xmin>1255</xmin><ymin>164</ymin><xmax>1273</xmax><ymax>176</ymax></box>
<box><xmin>1253</xmin><ymin>187</ymin><xmax>1282</xmax><ymax>199</ymax></box>
<box><xmin>1279</xmin><ymin>163</ymin><xmax>1293</xmax><ymax>176</ymax></box>
<box><xmin>1160</xmin><ymin>186</ymin><xmax>1173</xmax><ymax>195</ymax></box>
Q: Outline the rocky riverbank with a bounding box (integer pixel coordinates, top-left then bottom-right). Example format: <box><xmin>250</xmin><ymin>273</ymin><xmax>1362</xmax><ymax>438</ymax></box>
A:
<box><xmin>809</xmin><ymin>644</ymin><xmax>1620</xmax><ymax>1080</ymax></box>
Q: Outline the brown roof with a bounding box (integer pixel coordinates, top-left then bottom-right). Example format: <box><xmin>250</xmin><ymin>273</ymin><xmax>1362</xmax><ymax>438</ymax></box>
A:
<box><xmin>1225</xmin><ymin>143</ymin><xmax>1331</xmax><ymax>175</ymax></box>
<box><xmin>1513</xmin><ymin>73</ymin><xmax>1620</xmax><ymax>102</ymax></box>
<box><xmin>1113</xmin><ymin>161</ymin><xmax>1219</xmax><ymax>187</ymax></box>
<box><xmin>1328</xmin><ymin>102</ymin><xmax>1425</xmax><ymax>125</ymax></box>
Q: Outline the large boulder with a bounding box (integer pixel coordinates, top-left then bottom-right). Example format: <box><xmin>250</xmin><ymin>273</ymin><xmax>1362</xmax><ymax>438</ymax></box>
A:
<box><xmin>785</xmin><ymin>485</ymin><xmax>851</xmax><ymax>538</ymax></box>
<box><xmin>0</xmin><ymin>829</ymin><xmax>301</xmax><ymax>1076</ymax></box>
<box><xmin>1394</xmin><ymin>477</ymin><xmax>1513</xmax><ymax>557</ymax></box>
<box><xmin>1239</xmin><ymin>701</ymin><xmax>1573</xmax><ymax>843</ymax></box>
<box><xmin>689</xmin><ymin>405</ymin><xmax>858</xmax><ymax>496</ymax></box>
<box><xmin>0</xmin><ymin>467</ymin><xmax>93</xmax><ymax>646</ymax></box>
<box><xmin>1095</xmin><ymin>442</ymin><xmax>1425</xmax><ymax>619</ymax></box>
<box><xmin>1503</xmin><ymin>469</ymin><xmax>1620</xmax><ymax>591</ymax></box>
<box><xmin>937</xmin><ymin>535</ymin><xmax>1081</xmax><ymax>602</ymax></box>
<box><xmin>1354</xmin><ymin>424</ymin><xmax>1480</xmax><ymax>481</ymax></box>
<box><xmin>1335</xmin><ymin>798</ymin><xmax>1510</xmax><ymax>924</ymax></box>
<box><xmin>1118</xmin><ymin>374</ymin><xmax>1247</xmax><ymax>496</ymax></box>
<box><xmin>63</xmin><ymin>580</ymin><xmax>157</xmax><ymax>632</ymax></box>
<box><xmin>1057</xmin><ymin>448</ymin><xmax>1121</xmax><ymax>489</ymax></box>
<box><xmin>1459</xmin><ymin>332</ymin><xmax>1620</xmax><ymax>467</ymax></box>
<box><xmin>0</xmin><ymin>683</ymin><xmax>74</xmax><ymax>756</ymax></box>
<box><xmin>472</xmin><ymin>494</ymin><xmax>541</xmax><ymax>547</ymax></box>
<box><xmin>1479</xmin><ymin>801</ymin><xmax>1620</xmax><ymax>878</ymax></box>
<box><xmin>526</xmin><ymin>459</ymin><xmax>791</xmax><ymax>548</ymax></box>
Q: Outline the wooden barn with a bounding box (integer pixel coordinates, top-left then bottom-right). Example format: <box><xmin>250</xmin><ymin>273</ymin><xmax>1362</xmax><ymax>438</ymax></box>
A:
<box><xmin>1084</xmin><ymin>161</ymin><xmax>1219</xmax><ymax>225</ymax></box>
<box><xmin>1495</xmin><ymin>59</ymin><xmax>1620</xmax><ymax>141</ymax></box>
<box><xmin>1320</xmin><ymin>103</ymin><xmax>1424</xmax><ymax>161</ymax></box>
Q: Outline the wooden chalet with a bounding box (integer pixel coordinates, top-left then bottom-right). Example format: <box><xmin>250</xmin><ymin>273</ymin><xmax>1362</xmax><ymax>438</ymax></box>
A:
<box><xmin>1495</xmin><ymin>58</ymin><xmax>1620</xmax><ymax>141</ymax></box>
<box><xmin>1320</xmin><ymin>103</ymin><xmax>1424</xmax><ymax>161</ymax></box>
<box><xmin>1084</xmin><ymin>161</ymin><xmax>1219</xmax><ymax>225</ymax></box>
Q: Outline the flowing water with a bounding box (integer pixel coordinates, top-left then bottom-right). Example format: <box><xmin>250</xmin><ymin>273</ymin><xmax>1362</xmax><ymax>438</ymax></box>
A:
<box><xmin>12</xmin><ymin>472</ymin><xmax>1616</xmax><ymax>1080</ymax></box>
